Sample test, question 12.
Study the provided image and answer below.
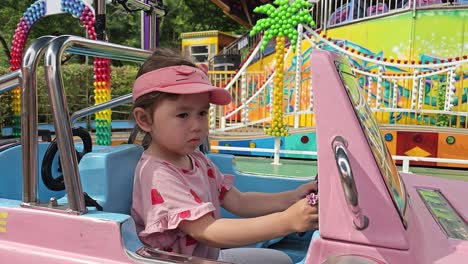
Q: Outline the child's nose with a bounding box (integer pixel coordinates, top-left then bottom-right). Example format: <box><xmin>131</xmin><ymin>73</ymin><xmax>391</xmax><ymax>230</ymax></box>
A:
<box><xmin>191</xmin><ymin>118</ymin><xmax>204</xmax><ymax>131</ymax></box>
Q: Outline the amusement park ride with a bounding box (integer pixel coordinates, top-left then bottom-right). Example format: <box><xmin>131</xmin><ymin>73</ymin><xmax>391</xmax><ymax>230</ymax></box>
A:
<box><xmin>0</xmin><ymin>0</ymin><xmax>468</xmax><ymax>263</ymax></box>
<box><xmin>198</xmin><ymin>0</ymin><xmax>468</xmax><ymax>169</ymax></box>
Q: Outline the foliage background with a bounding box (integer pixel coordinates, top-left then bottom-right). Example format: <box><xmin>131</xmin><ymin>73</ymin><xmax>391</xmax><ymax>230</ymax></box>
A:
<box><xmin>0</xmin><ymin>0</ymin><xmax>245</xmax><ymax>132</ymax></box>
<box><xmin>0</xmin><ymin>0</ymin><xmax>244</xmax><ymax>67</ymax></box>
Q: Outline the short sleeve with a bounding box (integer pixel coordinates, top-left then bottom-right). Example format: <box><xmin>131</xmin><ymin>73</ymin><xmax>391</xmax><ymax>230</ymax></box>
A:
<box><xmin>217</xmin><ymin>173</ymin><xmax>234</xmax><ymax>203</ymax></box>
<box><xmin>204</xmin><ymin>156</ymin><xmax>235</xmax><ymax>204</ymax></box>
<box><xmin>138</xmin><ymin>165</ymin><xmax>215</xmax><ymax>237</ymax></box>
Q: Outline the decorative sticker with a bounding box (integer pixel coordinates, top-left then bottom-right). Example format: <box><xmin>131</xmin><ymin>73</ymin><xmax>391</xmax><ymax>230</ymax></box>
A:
<box><xmin>0</xmin><ymin>212</ymin><xmax>8</xmax><ymax>233</ymax></box>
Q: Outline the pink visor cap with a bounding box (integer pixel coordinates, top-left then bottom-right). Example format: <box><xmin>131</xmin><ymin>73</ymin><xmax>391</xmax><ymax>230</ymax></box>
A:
<box><xmin>132</xmin><ymin>65</ymin><xmax>232</xmax><ymax>105</ymax></box>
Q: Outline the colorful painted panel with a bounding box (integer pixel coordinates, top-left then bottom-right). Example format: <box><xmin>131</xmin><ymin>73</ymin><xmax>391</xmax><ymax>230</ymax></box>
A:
<box><xmin>396</xmin><ymin>131</ymin><xmax>439</xmax><ymax>166</ymax></box>
<box><xmin>437</xmin><ymin>133</ymin><xmax>468</xmax><ymax>168</ymax></box>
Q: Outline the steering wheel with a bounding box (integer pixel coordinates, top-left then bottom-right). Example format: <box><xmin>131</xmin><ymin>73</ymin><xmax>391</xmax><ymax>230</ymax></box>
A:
<box><xmin>41</xmin><ymin>127</ymin><xmax>92</xmax><ymax>191</ymax></box>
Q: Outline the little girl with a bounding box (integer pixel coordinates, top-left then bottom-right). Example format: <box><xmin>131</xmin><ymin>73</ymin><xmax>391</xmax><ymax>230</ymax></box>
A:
<box><xmin>131</xmin><ymin>49</ymin><xmax>318</xmax><ymax>264</ymax></box>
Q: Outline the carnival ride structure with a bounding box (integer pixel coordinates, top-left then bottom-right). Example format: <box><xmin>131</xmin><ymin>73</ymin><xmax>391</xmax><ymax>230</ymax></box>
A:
<box><xmin>203</xmin><ymin>0</ymin><xmax>468</xmax><ymax>169</ymax></box>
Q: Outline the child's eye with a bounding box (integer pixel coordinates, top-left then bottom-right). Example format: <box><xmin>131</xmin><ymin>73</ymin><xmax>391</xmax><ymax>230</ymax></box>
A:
<box><xmin>200</xmin><ymin>111</ymin><xmax>208</xmax><ymax>116</ymax></box>
<box><xmin>177</xmin><ymin>113</ymin><xmax>189</xmax><ymax>118</ymax></box>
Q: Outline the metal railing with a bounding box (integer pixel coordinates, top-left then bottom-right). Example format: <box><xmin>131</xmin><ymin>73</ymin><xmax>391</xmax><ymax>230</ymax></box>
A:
<box><xmin>70</xmin><ymin>93</ymin><xmax>132</xmax><ymax>126</ymax></box>
<box><xmin>27</xmin><ymin>35</ymin><xmax>152</xmax><ymax>213</ymax></box>
<box><xmin>317</xmin><ymin>0</ymin><xmax>466</xmax><ymax>30</ymax></box>
<box><xmin>0</xmin><ymin>70</ymin><xmax>21</xmax><ymax>95</ymax></box>
<box><xmin>20</xmin><ymin>35</ymin><xmax>58</xmax><ymax>204</ymax></box>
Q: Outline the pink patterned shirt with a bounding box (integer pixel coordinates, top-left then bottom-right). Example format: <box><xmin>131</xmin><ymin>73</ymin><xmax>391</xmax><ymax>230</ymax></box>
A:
<box><xmin>131</xmin><ymin>150</ymin><xmax>235</xmax><ymax>259</ymax></box>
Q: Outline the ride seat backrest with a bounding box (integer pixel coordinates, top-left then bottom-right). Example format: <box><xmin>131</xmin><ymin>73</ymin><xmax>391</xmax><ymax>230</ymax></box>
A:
<box><xmin>0</xmin><ymin>142</ymin><xmax>66</xmax><ymax>201</ymax></box>
<box><xmin>74</xmin><ymin>144</ymin><xmax>143</xmax><ymax>214</ymax></box>
<box><xmin>329</xmin><ymin>3</ymin><xmax>353</xmax><ymax>26</ymax></box>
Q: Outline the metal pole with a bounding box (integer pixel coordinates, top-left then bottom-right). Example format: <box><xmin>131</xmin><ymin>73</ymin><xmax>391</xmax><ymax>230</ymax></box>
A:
<box><xmin>143</xmin><ymin>0</ymin><xmax>164</xmax><ymax>50</ymax></box>
<box><xmin>148</xmin><ymin>11</ymin><xmax>158</xmax><ymax>49</ymax></box>
<box><xmin>141</xmin><ymin>8</ymin><xmax>146</xmax><ymax>49</ymax></box>
<box><xmin>272</xmin><ymin>136</ymin><xmax>281</xmax><ymax>165</ymax></box>
<box><xmin>20</xmin><ymin>36</ymin><xmax>57</xmax><ymax>204</ymax></box>
<box><xmin>294</xmin><ymin>24</ymin><xmax>303</xmax><ymax>129</ymax></box>
<box><xmin>42</xmin><ymin>35</ymin><xmax>151</xmax><ymax>213</ymax></box>
<box><xmin>147</xmin><ymin>1</ymin><xmax>158</xmax><ymax>50</ymax></box>
<box><xmin>94</xmin><ymin>0</ymin><xmax>107</xmax><ymax>41</ymax></box>
<box><xmin>0</xmin><ymin>70</ymin><xmax>20</xmax><ymax>94</ymax></box>
<box><xmin>70</xmin><ymin>94</ymin><xmax>132</xmax><ymax>126</ymax></box>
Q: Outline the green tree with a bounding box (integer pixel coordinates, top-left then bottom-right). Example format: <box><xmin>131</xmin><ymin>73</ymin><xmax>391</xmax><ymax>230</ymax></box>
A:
<box><xmin>159</xmin><ymin>0</ymin><xmax>244</xmax><ymax>49</ymax></box>
<box><xmin>106</xmin><ymin>3</ymin><xmax>141</xmax><ymax>49</ymax></box>
<box><xmin>0</xmin><ymin>0</ymin><xmax>244</xmax><ymax>65</ymax></box>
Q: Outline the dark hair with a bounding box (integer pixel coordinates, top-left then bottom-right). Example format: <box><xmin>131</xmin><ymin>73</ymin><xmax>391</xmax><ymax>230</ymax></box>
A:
<box><xmin>132</xmin><ymin>48</ymin><xmax>197</xmax><ymax>147</ymax></box>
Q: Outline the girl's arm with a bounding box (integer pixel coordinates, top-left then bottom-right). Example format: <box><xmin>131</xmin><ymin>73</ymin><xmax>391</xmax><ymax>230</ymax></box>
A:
<box><xmin>178</xmin><ymin>198</ymin><xmax>318</xmax><ymax>248</ymax></box>
<box><xmin>222</xmin><ymin>181</ymin><xmax>317</xmax><ymax>218</ymax></box>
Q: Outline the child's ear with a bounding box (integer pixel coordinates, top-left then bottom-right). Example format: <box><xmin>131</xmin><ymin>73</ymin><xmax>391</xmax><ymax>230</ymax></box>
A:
<box><xmin>133</xmin><ymin>107</ymin><xmax>153</xmax><ymax>133</ymax></box>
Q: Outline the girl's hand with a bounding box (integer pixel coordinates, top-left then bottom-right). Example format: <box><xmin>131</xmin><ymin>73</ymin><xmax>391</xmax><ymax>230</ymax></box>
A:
<box><xmin>282</xmin><ymin>198</ymin><xmax>319</xmax><ymax>233</ymax></box>
<box><xmin>294</xmin><ymin>181</ymin><xmax>318</xmax><ymax>201</ymax></box>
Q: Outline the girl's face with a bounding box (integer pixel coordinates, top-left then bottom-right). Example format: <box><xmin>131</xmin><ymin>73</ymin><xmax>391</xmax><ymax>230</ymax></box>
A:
<box><xmin>147</xmin><ymin>92</ymin><xmax>210</xmax><ymax>160</ymax></box>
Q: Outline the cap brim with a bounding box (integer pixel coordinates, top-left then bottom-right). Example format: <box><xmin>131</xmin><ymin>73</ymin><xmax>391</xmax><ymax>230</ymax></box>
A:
<box><xmin>161</xmin><ymin>83</ymin><xmax>232</xmax><ymax>105</ymax></box>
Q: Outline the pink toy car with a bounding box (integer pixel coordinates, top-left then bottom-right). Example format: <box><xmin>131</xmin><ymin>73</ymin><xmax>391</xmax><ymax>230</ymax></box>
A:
<box><xmin>0</xmin><ymin>36</ymin><xmax>467</xmax><ymax>263</ymax></box>
<box><xmin>307</xmin><ymin>50</ymin><xmax>468</xmax><ymax>263</ymax></box>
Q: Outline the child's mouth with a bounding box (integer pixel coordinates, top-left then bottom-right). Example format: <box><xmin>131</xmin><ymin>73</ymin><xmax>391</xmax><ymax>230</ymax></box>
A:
<box><xmin>189</xmin><ymin>138</ymin><xmax>200</xmax><ymax>143</ymax></box>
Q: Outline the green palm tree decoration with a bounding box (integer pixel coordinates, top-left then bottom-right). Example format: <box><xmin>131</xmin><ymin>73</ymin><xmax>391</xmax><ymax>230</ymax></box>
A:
<box><xmin>250</xmin><ymin>0</ymin><xmax>314</xmax><ymax>137</ymax></box>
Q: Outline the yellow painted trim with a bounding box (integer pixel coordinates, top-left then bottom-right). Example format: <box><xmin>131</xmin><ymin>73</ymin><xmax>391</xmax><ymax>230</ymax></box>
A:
<box><xmin>0</xmin><ymin>220</ymin><xmax>6</xmax><ymax>226</ymax></box>
<box><xmin>182</xmin><ymin>37</ymin><xmax>219</xmax><ymax>46</ymax></box>
<box><xmin>0</xmin><ymin>227</ymin><xmax>6</xmax><ymax>233</ymax></box>
<box><xmin>0</xmin><ymin>212</ymin><xmax>8</xmax><ymax>218</ymax></box>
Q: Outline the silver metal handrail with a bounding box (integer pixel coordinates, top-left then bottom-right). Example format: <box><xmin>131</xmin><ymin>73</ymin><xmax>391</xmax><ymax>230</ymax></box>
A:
<box><xmin>0</xmin><ymin>70</ymin><xmax>21</xmax><ymax>94</ymax></box>
<box><xmin>70</xmin><ymin>93</ymin><xmax>132</xmax><ymax>126</ymax></box>
<box><xmin>42</xmin><ymin>35</ymin><xmax>151</xmax><ymax>213</ymax></box>
<box><xmin>20</xmin><ymin>35</ymin><xmax>58</xmax><ymax>204</ymax></box>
